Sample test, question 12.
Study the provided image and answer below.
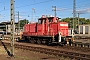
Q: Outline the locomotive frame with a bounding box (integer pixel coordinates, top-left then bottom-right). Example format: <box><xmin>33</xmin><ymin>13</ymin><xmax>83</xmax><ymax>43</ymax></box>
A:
<box><xmin>21</xmin><ymin>15</ymin><xmax>74</xmax><ymax>45</ymax></box>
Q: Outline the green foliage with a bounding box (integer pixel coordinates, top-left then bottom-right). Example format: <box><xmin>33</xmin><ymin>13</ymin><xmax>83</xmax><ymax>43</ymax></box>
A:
<box><xmin>19</xmin><ymin>19</ymin><xmax>29</xmax><ymax>29</ymax></box>
<box><xmin>60</xmin><ymin>17</ymin><xmax>90</xmax><ymax>29</ymax></box>
<box><xmin>60</xmin><ymin>17</ymin><xmax>73</xmax><ymax>28</ymax></box>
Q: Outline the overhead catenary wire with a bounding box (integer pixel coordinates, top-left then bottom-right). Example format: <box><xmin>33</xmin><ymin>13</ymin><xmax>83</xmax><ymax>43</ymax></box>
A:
<box><xmin>0</xmin><ymin>0</ymin><xmax>89</xmax><ymax>22</ymax></box>
<box><xmin>0</xmin><ymin>0</ymin><xmax>54</xmax><ymax>21</ymax></box>
<box><xmin>0</xmin><ymin>0</ymin><xmax>89</xmax><ymax>12</ymax></box>
<box><xmin>0</xmin><ymin>0</ymin><xmax>89</xmax><ymax>14</ymax></box>
<box><xmin>15</xmin><ymin>0</ymin><xmax>53</xmax><ymax>8</ymax></box>
<box><xmin>0</xmin><ymin>0</ymin><xmax>53</xmax><ymax>12</ymax></box>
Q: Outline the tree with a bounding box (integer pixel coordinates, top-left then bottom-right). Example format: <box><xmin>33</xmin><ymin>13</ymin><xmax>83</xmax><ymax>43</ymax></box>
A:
<box><xmin>19</xmin><ymin>19</ymin><xmax>29</xmax><ymax>29</ymax></box>
<box><xmin>60</xmin><ymin>17</ymin><xmax>73</xmax><ymax>28</ymax></box>
<box><xmin>85</xmin><ymin>19</ymin><xmax>90</xmax><ymax>24</ymax></box>
<box><xmin>60</xmin><ymin>17</ymin><xmax>90</xmax><ymax>28</ymax></box>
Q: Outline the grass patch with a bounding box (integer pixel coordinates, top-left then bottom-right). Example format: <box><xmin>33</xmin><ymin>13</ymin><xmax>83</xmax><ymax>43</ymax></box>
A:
<box><xmin>16</xmin><ymin>56</ymin><xmax>40</xmax><ymax>60</ymax></box>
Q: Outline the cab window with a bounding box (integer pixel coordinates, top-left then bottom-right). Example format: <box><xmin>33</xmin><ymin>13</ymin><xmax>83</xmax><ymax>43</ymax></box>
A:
<box><xmin>38</xmin><ymin>20</ymin><xmax>42</xmax><ymax>24</ymax></box>
<box><xmin>48</xmin><ymin>18</ymin><xmax>52</xmax><ymax>22</ymax></box>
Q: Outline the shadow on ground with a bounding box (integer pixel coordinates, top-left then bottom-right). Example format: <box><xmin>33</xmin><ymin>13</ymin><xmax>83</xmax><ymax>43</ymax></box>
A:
<box><xmin>0</xmin><ymin>41</ymin><xmax>14</xmax><ymax>57</ymax></box>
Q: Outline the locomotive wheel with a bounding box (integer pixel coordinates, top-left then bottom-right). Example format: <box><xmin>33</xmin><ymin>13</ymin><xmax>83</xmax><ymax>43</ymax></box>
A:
<box><xmin>30</xmin><ymin>40</ymin><xmax>35</xmax><ymax>43</ymax></box>
<box><xmin>46</xmin><ymin>40</ymin><xmax>49</xmax><ymax>45</ymax></box>
<box><xmin>37</xmin><ymin>39</ymin><xmax>42</xmax><ymax>44</ymax></box>
<box><xmin>42</xmin><ymin>40</ymin><xmax>46</xmax><ymax>44</ymax></box>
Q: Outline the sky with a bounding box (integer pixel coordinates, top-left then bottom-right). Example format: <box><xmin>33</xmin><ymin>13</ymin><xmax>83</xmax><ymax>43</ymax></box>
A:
<box><xmin>0</xmin><ymin>0</ymin><xmax>90</xmax><ymax>22</ymax></box>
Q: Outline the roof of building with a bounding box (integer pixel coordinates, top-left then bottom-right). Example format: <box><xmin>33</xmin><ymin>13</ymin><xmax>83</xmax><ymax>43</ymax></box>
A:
<box><xmin>0</xmin><ymin>22</ymin><xmax>18</xmax><ymax>25</ymax></box>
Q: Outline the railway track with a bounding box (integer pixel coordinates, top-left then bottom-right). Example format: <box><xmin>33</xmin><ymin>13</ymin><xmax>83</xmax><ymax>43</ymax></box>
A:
<box><xmin>0</xmin><ymin>40</ymin><xmax>90</xmax><ymax>60</ymax></box>
<box><xmin>2</xmin><ymin>35</ymin><xmax>90</xmax><ymax>48</ymax></box>
<box><xmin>53</xmin><ymin>45</ymin><xmax>90</xmax><ymax>54</ymax></box>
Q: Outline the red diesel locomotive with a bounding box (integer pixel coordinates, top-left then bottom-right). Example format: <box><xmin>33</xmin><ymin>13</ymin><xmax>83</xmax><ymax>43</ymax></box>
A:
<box><xmin>22</xmin><ymin>15</ymin><xmax>73</xmax><ymax>45</ymax></box>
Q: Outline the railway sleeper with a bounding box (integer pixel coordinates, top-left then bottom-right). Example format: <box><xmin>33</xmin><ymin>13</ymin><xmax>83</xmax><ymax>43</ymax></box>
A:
<box><xmin>57</xmin><ymin>53</ymin><xmax>90</xmax><ymax>60</ymax></box>
<box><xmin>72</xmin><ymin>42</ymin><xmax>90</xmax><ymax>48</ymax></box>
<box><xmin>83</xmin><ymin>43</ymin><xmax>90</xmax><ymax>48</ymax></box>
<box><xmin>74</xmin><ymin>56</ymin><xmax>90</xmax><ymax>60</ymax></box>
<box><xmin>2</xmin><ymin>41</ymin><xmax>90</xmax><ymax>60</ymax></box>
<box><xmin>57</xmin><ymin>53</ymin><xmax>75</xmax><ymax>59</ymax></box>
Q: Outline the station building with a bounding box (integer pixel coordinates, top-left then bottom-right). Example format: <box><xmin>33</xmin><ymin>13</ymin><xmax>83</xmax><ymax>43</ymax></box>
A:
<box><xmin>79</xmin><ymin>24</ymin><xmax>90</xmax><ymax>34</ymax></box>
<box><xmin>0</xmin><ymin>22</ymin><xmax>18</xmax><ymax>34</ymax></box>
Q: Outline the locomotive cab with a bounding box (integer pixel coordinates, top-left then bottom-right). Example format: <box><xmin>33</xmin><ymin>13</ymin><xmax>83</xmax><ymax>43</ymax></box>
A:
<box><xmin>38</xmin><ymin>15</ymin><xmax>59</xmax><ymax>24</ymax></box>
<box><xmin>37</xmin><ymin>15</ymin><xmax>68</xmax><ymax>44</ymax></box>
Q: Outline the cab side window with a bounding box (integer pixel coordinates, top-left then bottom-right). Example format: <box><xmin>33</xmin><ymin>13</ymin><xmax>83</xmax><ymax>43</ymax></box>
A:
<box><xmin>48</xmin><ymin>19</ymin><xmax>52</xmax><ymax>22</ymax></box>
<box><xmin>38</xmin><ymin>20</ymin><xmax>42</xmax><ymax>24</ymax></box>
